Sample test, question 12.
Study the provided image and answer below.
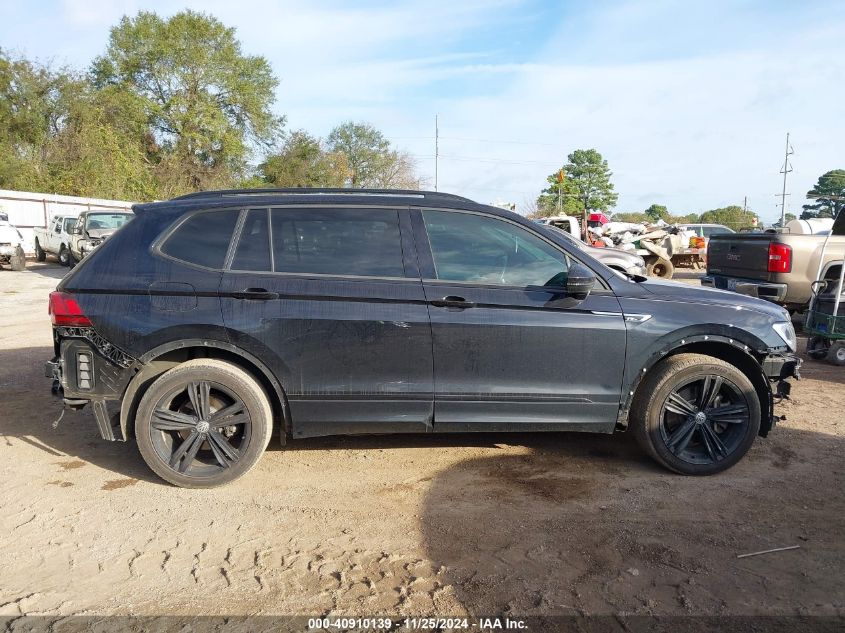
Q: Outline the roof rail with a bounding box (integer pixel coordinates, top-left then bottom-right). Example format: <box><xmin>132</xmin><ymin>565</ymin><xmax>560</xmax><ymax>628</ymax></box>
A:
<box><xmin>171</xmin><ymin>187</ymin><xmax>476</xmax><ymax>204</ymax></box>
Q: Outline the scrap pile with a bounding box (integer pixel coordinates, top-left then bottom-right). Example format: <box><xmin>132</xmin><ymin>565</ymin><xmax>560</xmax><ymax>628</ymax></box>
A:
<box><xmin>589</xmin><ymin>221</ymin><xmax>694</xmax><ymax>261</ymax></box>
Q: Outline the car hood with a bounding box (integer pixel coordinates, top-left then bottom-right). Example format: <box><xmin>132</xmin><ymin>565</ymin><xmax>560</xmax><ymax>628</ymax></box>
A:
<box><xmin>0</xmin><ymin>223</ymin><xmax>22</xmax><ymax>243</ymax></box>
<box><xmin>638</xmin><ymin>278</ymin><xmax>790</xmax><ymax>320</ymax></box>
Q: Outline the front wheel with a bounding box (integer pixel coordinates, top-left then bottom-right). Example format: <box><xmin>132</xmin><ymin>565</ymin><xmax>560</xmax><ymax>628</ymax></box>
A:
<box><xmin>632</xmin><ymin>353</ymin><xmax>760</xmax><ymax>475</ymax></box>
<box><xmin>645</xmin><ymin>256</ymin><xmax>675</xmax><ymax>279</ymax></box>
<box><xmin>135</xmin><ymin>359</ymin><xmax>273</xmax><ymax>488</ymax></box>
<box><xmin>10</xmin><ymin>246</ymin><xmax>26</xmax><ymax>271</ymax></box>
<box><xmin>58</xmin><ymin>245</ymin><xmax>70</xmax><ymax>266</ymax></box>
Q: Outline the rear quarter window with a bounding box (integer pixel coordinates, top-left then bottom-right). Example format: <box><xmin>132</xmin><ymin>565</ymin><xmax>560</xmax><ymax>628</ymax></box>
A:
<box><xmin>160</xmin><ymin>209</ymin><xmax>239</xmax><ymax>269</ymax></box>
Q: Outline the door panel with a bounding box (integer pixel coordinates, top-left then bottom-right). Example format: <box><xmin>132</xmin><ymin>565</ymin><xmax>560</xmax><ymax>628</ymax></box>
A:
<box><xmin>219</xmin><ymin>207</ymin><xmax>434</xmax><ymax>437</ymax></box>
<box><xmin>425</xmin><ymin>284</ymin><xmax>626</xmax><ymax>429</ymax></box>
<box><xmin>415</xmin><ymin>208</ymin><xmax>626</xmax><ymax>430</ymax></box>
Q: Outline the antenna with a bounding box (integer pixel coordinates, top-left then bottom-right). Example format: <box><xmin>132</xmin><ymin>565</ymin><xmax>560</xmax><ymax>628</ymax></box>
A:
<box><xmin>778</xmin><ymin>132</ymin><xmax>794</xmax><ymax>227</ymax></box>
<box><xmin>434</xmin><ymin>115</ymin><xmax>439</xmax><ymax>192</ymax></box>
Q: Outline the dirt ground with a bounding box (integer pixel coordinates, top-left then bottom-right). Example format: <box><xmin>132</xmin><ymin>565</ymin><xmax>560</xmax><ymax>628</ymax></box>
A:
<box><xmin>0</xmin><ymin>262</ymin><xmax>843</xmax><ymax>624</ymax></box>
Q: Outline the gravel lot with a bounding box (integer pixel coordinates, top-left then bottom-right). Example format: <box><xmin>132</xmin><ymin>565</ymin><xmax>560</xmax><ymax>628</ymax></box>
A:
<box><xmin>0</xmin><ymin>262</ymin><xmax>843</xmax><ymax>621</ymax></box>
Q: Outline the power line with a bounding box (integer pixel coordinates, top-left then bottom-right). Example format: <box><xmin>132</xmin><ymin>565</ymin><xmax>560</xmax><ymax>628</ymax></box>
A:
<box><xmin>777</xmin><ymin>132</ymin><xmax>794</xmax><ymax>227</ymax></box>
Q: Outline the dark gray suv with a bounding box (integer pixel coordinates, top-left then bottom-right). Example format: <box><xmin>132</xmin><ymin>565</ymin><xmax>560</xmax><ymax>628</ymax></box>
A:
<box><xmin>45</xmin><ymin>189</ymin><xmax>800</xmax><ymax>487</ymax></box>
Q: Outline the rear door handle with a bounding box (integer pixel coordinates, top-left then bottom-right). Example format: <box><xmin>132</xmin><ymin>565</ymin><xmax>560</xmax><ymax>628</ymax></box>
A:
<box><xmin>231</xmin><ymin>288</ymin><xmax>279</xmax><ymax>301</ymax></box>
<box><xmin>430</xmin><ymin>295</ymin><xmax>475</xmax><ymax>309</ymax></box>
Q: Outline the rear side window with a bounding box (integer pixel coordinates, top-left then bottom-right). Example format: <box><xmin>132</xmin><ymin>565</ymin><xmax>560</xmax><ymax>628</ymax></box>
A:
<box><xmin>270</xmin><ymin>208</ymin><xmax>405</xmax><ymax>277</ymax></box>
<box><xmin>161</xmin><ymin>210</ymin><xmax>239</xmax><ymax>269</ymax></box>
<box><xmin>231</xmin><ymin>209</ymin><xmax>271</xmax><ymax>271</ymax></box>
<box><xmin>703</xmin><ymin>226</ymin><xmax>733</xmax><ymax>237</ymax></box>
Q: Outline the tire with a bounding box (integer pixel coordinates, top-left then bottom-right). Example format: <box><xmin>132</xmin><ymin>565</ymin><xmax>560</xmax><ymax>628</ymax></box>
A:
<box><xmin>68</xmin><ymin>249</ymin><xmax>78</xmax><ymax>269</ymax></box>
<box><xmin>828</xmin><ymin>342</ymin><xmax>845</xmax><ymax>366</ymax></box>
<box><xmin>646</xmin><ymin>256</ymin><xmax>675</xmax><ymax>279</ymax></box>
<box><xmin>10</xmin><ymin>246</ymin><xmax>25</xmax><ymax>271</ymax></box>
<box><xmin>806</xmin><ymin>336</ymin><xmax>830</xmax><ymax>360</ymax></box>
<box><xmin>35</xmin><ymin>239</ymin><xmax>46</xmax><ymax>262</ymax></box>
<box><xmin>135</xmin><ymin>359</ymin><xmax>273</xmax><ymax>488</ymax></box>
<box><xmin>58</xmin><ymin>245</ymin><xmax>69</xmax><ymax>266</ymax></box>
<box><xmin>632</xmin><ymin>353</ymin><xmax>761</xmax><ymax>475</ymax></box>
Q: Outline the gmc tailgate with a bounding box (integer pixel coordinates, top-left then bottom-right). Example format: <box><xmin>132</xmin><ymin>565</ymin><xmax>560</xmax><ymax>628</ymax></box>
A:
<box><xmin>707</xmin><ymin>234</ymin><xmax>775</xmax><ymax>282</ymax></box>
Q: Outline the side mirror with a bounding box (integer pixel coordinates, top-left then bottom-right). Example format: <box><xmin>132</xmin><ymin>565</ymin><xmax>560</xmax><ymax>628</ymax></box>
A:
<box><xmin>566</xmin><ymin>263</ymin><xmax>596</xmax><ymax>299</ymax></box>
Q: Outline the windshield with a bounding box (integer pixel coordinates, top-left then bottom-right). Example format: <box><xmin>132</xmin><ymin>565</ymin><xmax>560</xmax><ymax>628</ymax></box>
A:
<box><xmin>85</xmin><ymin>213</ymin><xmax>133</xmax><ymax>230</ymax></box>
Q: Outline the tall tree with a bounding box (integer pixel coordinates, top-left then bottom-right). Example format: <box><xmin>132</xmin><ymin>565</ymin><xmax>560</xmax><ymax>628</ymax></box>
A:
<box><xmin>0</xmin><ymin>49</ymin><xmax>155</xmax><ymax>199</ymax></box>
<box><xmin>535</xmin><ymin>169</ymin><xmax>581</xmax><ymax>217</ymax></box>
<box><xmin>92</xmin><ymin>10</ymin><xmax>283</xmax><ymax>193</ymax></box>
<box><xmin>538</xmin><ymin>149</ymin><xmax>617</xmax><ymax>232</ymax></box>
<box><xmin>801</xmin><ymin>170</ymin><xmax>845</xmax><ymax>220</ymax></box>
<box><xmin>259</xmin><ymin>130</ymin><xmax>350</xmax><ymax>188</ymax></box>
<box><xmin>326</xmin><ymin>121</ymin><xmax>419</xmax><ymax>189</ymax></box>
<box><xmin>698</xmin><ymin>205</ymin><xmax>757</xmax><ymax>229</ymax></box>
<box><xmin>644</xmin><ymin>203</ymin><xmax>669</xmax><ymax>222</ymax></box>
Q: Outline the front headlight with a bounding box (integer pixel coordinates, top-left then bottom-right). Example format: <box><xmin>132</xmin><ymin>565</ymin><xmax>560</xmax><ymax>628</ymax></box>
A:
<box><xmin>772</xmin><ymin>321</ymin><xmax>796</xmax><ymax>352</ymax></box>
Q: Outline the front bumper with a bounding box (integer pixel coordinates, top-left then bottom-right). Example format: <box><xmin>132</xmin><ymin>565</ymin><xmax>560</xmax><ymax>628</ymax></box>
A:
<box><xmin>702</xmin><ymin>274</ymin><xmax>788</xmax><ymax>303</ymax></box>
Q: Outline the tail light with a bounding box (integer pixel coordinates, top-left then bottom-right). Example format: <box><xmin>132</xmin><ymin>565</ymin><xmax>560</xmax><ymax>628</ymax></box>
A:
<box><xmin>767</xmin><ymin>243</ymin><xmax>792</xmax><ymax>274</ymax></box>
<box><xmin>49</xmin><ymin>291</ymin><xmax>92</xmax><ymax>327</ymax></box>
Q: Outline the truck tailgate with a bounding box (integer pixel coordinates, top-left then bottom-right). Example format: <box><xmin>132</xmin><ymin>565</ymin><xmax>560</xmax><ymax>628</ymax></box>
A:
<box><xmin>707</xmin><ymin>235</ymin><xmax>774</xmax><ymax>281</ymax></box>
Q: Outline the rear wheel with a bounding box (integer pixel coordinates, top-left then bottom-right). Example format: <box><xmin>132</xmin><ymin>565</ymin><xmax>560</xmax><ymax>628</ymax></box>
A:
<box><xmin>645</xmin><ymin>256</ymin><xmax>675</xmax><ymax>279</ymax></box>
<box><xmin>135</xmin><ymin>359</ymin><xmax>273</xmax><ymax>488</ymax></box>
<box><xmin>632</xmin><ymin>353</ymin><xmax>760</xmax><ymax>475</ymax></box>
<box><xmin>828</xmin><ymin>342</ymin><xmax>845</xmax><ymax>366</ymax></box>
<box><xmin>807</xmin><ymin>336</ymin><xmax>830</xmax><ymax>360</ymax></box>
<box><xmin>35</xmin><ymin>239</ymin><xmax>46</xmax><ymax>262</ymax></box>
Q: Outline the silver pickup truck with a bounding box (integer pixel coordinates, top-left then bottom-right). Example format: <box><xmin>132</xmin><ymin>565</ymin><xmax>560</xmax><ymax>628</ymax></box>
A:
<box><xmin>703</xmin><ymin>214</ymin><xmax>845</xmax><ymax>312</ymax></box>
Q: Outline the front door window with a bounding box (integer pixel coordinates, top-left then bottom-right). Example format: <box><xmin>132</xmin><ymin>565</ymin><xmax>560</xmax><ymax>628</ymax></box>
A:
<box><xmin>422</xmin><ymin>210</ymin><xmax>569</xmax><ymax>287</ymax></box>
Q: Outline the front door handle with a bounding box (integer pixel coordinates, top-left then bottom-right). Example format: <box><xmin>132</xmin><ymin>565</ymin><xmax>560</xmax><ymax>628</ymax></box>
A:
<box><xmin>231</xmin><ymin>288</ymin><xmax>279</xmax><ymax>301</ymax></box>
<box><xmin>430</xmin><ymin>295</ymin><xmax>475</xmax><ymax>309</ymax></box>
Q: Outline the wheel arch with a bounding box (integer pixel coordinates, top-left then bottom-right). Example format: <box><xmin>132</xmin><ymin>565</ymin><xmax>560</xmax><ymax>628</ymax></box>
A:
<box><xmin>619</xmin><ymin>337</ymin><xmax>773</xmax><ymax>437</ymax></box>
<box><xmin>120</xmin><ymin>339</ymin><xmax>290</xmax><ymax>445</ymax></box>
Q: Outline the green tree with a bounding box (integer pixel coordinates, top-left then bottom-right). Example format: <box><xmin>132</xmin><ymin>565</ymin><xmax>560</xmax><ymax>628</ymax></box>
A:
<box><xmin>535</xmin><ymin>171</ymin><xmax>581</xmax><ymax>217</ymax></box>
<box><xmin>698</xmin><ymin>205</ymin><xmax>757</xmax><ymax>229</ymax></box>
<box><xmin>801</xmin><ymin>170</ymin><xmax>845</xmax><ymax>220</ymax></box>
<box><xmin>644</xmin><ymin>203</ymin><xmax>669</xmax><ymax>222</ymax></box>
<box><xmin>772</xmin><ymin>212</ymin><xmax>796</xmax><ymax>229</ymax></box>
<box><xmin>611</xmin><ymin>212</ymin><xmax>649</xmax><ymax>223</ymax></box>
<box><xmin>259</xmin><ymin>130</ymin><xmax>350</xmax><ymax>188</ymax></box>
<box><xmin>0</xmin><ymin>49</ymin><xmax>155</xmax><ymax>199</ymax></box>
<box><xmin>92</xmin><ymin>10</ymin><xmax>283</xmax><ymax>193</ymax></box>
<box><xmin>537</xmin><ymin>149</ymin><xmax>617</xmax><ymax>227</ymax></box>
<box><xmin>326</xmin><ymin>121</ymin><xmax>419</xmax><ymax>188</ymax></box>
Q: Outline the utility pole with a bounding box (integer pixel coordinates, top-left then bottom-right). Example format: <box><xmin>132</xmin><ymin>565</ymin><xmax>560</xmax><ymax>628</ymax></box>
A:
<box><xmin>434</xmin><ymin>115</ymin><xmax>439</xmax><ymax>192</ymax></box>
<box><xmin>778</xmin><ymin>132</ymin><xmax>794</xmax><ymax>227</ymax></box>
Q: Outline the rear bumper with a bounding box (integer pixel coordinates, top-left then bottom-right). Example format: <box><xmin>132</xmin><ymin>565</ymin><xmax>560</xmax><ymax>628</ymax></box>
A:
<box><xmin>46</xmin><ymin>334</ymin><xmax>135</xmax><ymax>441</ymax></box>
<box><xmin>702</xmin><ymin>274</ymin><xmax>788</xmax><ymax>303</ymax></box>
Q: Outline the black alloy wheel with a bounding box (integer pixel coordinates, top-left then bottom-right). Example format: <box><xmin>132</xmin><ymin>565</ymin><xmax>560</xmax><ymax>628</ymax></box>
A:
<box><xmin>150</xmin><ymin>380</ymin><xmax>252</xmax><ymax>476</ymax></box>
<box><xmin>659</xmin><ymin>375</ymin><xmax>750</xmax><ymax>465</ymax></box>
<box><xmin>135</xmin><ymin>359</ymin><xmax>273</xmax><ymax>487</ymax></box>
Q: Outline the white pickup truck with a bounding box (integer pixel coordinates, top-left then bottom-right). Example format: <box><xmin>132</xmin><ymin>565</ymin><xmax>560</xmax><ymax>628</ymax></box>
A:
<box><xmin>0</xmin><ymin>212</ymin><xmax>27</xmax><ymax>270</ymax></box>
<box><xmin>33</xmin><ymin>213</ymin><xmax>80</xmax><ymax>266</ymax></box>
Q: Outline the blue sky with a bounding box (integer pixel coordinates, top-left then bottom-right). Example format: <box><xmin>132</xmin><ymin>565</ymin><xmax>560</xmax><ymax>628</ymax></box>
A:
<box><xmin>2</xmin><ymin>0</ymin><xmax>843</xmax><ymax>221</ymax></box>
